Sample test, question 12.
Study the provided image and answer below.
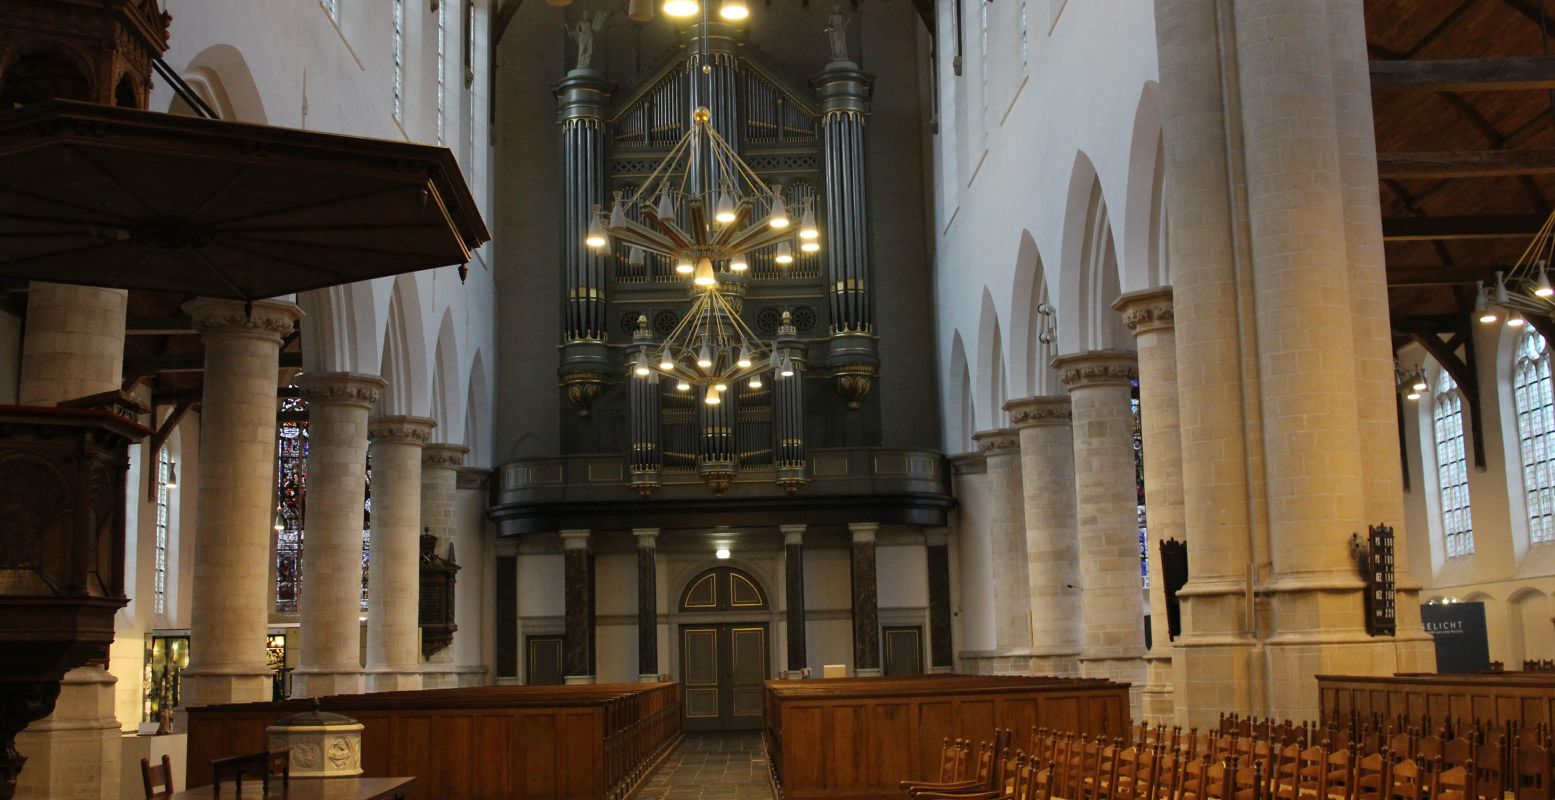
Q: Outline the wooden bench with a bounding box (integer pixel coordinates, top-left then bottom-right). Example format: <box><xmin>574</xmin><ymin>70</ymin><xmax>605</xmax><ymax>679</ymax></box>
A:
<box><xmin>185</xmin><ymin>683</ymin><xmax>681</xmax><ymax>800</ymax></box>
<box><xmin>764</xmin><ymin>674</ymin><xmax>1131</xmax><ymax>800</ymax></box>
<box><xmin>1318</xmin><ymin>672</ymin><xmax>1555</xmax><ymax>731</ymax></box>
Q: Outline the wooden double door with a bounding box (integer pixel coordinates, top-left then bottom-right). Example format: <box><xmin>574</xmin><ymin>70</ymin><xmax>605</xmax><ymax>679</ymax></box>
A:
<box><xmin>680</xmin><ymin>622</ymin><xmax>769</xmax><ymax>730</ymax></box>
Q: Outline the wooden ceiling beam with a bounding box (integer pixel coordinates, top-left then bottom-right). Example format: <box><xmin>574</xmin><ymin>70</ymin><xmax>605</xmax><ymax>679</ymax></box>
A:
<box><xmin>1382</xmin><ymin>215</ymin><xmax>1545</xmax><ymax>241</ymax></box>
<box><xmin>1386</xmin><ymin>265</ymin><xmax>1512</xmax><ymax>286</ymax></box>
<box><xmin>126</xmin><ymin>316</ymin><xmax>195</xmax><ymax>336</ymax></box>
<box><xmin>1370</xmin><ymin>56</ymin><xmax>1555</xmax><ymax>92</ymax></box>
<box><xmin>1377</xmin><ymin>148</ymin><xmax>1555</xmax><ymax>179</ymax></box>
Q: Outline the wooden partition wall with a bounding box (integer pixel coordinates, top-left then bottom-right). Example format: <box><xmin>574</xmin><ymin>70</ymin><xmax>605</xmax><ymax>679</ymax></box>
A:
<box><xmin>764</xmin><ymin>675</ymin><xmax>1131</xmax><ymax>800</ymax></box>
<box><xmin>185</xmin><ymin>682</ymin><xmax>681</xmax><ymax>800</ymax></box>
<box><xmin>1318</xmin><ymin>672</ymin><xmax>1555</xmax><ymax>730</ymax></box>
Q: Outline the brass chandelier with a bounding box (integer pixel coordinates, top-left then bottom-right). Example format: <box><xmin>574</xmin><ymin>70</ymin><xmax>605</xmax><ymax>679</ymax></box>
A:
<box><xmin>583</xmin><ymin>106</ymin><xmax>819</xmax><ymax>397</ymax></box>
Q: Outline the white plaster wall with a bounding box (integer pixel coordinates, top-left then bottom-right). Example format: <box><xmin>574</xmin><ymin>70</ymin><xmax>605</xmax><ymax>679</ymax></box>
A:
<box><xmin>1399</xmin><ymin>325</ymin><xmax>1555</xmax><ymax>667</ymax></box>
<box><xmin>878</xmin><ymin>542</ymin><xmax>929</xmax><ymax>609</ymax></box>
<box><xmin>930</xmin><ymin>0</ymin><xmax>1160</xmax><ymax>449</ymax></box>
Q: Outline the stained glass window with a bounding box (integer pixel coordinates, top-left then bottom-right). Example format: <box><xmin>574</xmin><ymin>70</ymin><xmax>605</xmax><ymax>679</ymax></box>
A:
<box><xmin>275</xmin><ymin>396</ymin><xmax>308</xmax><ymax>613</ymax></box>
<box><xmin>154</xmin><ymin>447</ymin><xmax>170</xmax><ymax>615</ymax></box>
<box><xmin>1132</xmin><ymin>381</ymin><xmax>1148</xmax><ymax>589</ymax></box>
<box><xmin>362</xmin><ymin>457</ymin><xmax>373</xmax><ymax>611</ymax></box>
<box><xmin>1515</xmin><ymin>328</ymin><xmax>1555</xmax><ymax>545</ymax></box>
<box><xmin>321</xmin><ymin>0</ymin><xmax>337</xmax><ymax>20</ymax></box>
<box><xmin>436</xmin><ymin>0</ymin><xmax>447</xmax><ymax>145</ymax></box>
<box><xmin>392</xmin><ymin>0</ymin><xmax>405</xmax><ymax>124</ymax></box>
<box><xmin>1433</xmin><ymin>370</ymin><xmax>1474</xmax><ymax>557</ymax></box>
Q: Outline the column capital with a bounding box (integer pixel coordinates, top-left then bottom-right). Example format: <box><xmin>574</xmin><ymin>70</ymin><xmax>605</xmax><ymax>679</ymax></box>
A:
<box><xmin>368</xmin><ymin>415</ymin><xmax>437</xmax><ymax>444</ymax></box>
<box><xmin>780</xmin><ymin>524</ymin><xmax>807</xmax><ymax>545</ymax></box>
<box><xmin>1053</xmin><ymin>350</ymin><xmax>1138</xmax><ymax>390</ymax></box>
<box><xmin>848</xmin><ymin>522</ymin><xmax>879</xmax><ymax>543</ymax></box>
<box><xmin>1004</xmin><ymin>395</ymin><xmax>1072</xmax><ymax>428</ymax></box>
<box><xmin>948</xmin><ymin>451</ymin><xmax>987</xmax><ymax>475</ymax></box>
<box><xmin>971</xmin><ymin>428</ymin><xmax>1021</xmax><ymax>454</ymax></box>
<box><xmin>1112</xmin><ymin>287</ymin><xmax>1175</xmax><ymax>336</ymax></box>
<box><xmin>560</xmin><ymin>529</ymin><xmax>592</xmax><ymax>550</ymax></box>
<box><xmin>422</xmin><ymin>443</ymin><xmax>469</xmax><ymax>468</ymax></box>
<box><xmin>633</xmin><ymin>528</ymin><xmax>659</xmax><ymax>548</ymax></box>
<box><xmin>183</xmin><ymin>297</ymin><xmax>302</xmax><ymax>344</ymax></box>
<box><xmin>296</xmin><ymin>371</ymin><xmax>387</xmax><ymax>408</ymax></box>
<box><xmin>924</xmin><ymin>527</ymin><xmax>950</xmax><ymax>546</ymax></box>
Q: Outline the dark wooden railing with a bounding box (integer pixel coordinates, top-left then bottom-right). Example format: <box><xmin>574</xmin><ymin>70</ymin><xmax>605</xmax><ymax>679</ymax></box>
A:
<box><xmin>1319</xmin><ymin>672</ymin><xmax>1555</xmax><ymax>730</ymax></box>
<box><xmin>185</xmin><ymin>682</ymin><xmax>682</xmax><ymax>800</ymax></box>
<box><xmin>763</xmin><ymin>674</ymin><xmax>1131</xmax><ymax>800</ymax></box>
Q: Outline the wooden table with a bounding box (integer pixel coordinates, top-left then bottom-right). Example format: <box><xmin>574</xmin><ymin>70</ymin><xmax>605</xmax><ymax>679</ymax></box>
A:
<box><xmin>168</xmin><ymin>777</ymin><xmax>415</xmax><ymax>799</ymax></box>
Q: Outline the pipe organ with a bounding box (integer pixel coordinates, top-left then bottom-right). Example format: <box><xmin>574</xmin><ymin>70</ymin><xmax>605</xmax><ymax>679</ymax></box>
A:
<box><xmin>552</xmin><ymin>24</ymin><xmax>877</xmax><ymax>496</ymax></box>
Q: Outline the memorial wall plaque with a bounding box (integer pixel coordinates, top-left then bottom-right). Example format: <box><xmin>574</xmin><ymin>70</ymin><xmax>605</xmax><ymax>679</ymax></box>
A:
<box><xmin>1364</xmin><ymin>524</ymin><xmax>1397</xmax><ymax>637</ymax></box>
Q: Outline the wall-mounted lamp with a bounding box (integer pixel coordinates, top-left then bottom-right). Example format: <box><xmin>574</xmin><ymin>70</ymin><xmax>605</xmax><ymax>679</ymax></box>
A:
<box><xmin>715</xmin><ymin>548</ymin><xmax>731</xmax><ymax>560</ymax></box>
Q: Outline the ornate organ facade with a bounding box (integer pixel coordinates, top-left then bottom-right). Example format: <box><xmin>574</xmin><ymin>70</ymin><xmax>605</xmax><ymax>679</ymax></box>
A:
<box><xmin>553</xmin><ymin>24</ymin><xmax>880</xmax><ymax>497</ymax></box>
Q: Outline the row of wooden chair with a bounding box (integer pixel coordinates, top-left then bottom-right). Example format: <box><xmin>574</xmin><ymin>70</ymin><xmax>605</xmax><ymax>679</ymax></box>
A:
<box><xmin>901</xmin><ymin>726</ymin><xmax>1553</xmax><ymax>800</ymax></box>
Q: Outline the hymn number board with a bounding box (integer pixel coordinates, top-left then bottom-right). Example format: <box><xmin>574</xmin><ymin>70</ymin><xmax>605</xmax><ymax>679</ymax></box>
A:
<box><xmin>1365</xmin><ymin>524</ymin><xmax>1397</xmax><ymax>637</ymax></box>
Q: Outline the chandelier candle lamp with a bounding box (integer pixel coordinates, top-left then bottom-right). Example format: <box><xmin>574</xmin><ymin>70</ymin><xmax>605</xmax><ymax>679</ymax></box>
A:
<box><xmin>1478</xmin><ymin>210</ymin><xmax>1555</xmax><ymax>330</ymax></box>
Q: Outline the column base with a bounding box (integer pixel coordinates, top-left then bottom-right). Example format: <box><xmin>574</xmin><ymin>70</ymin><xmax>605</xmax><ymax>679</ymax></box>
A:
<box><xmin>959</xmin><ymin>649</ymin><xmax>1080</xmax><ymax>676</ymax></box>
<box><xmin>564</xmin><ymin>675</ymin><xmax>598</xmax><ymax>685</ymax></box>
<box><xmin>639</xmin><ymin>674</ymin><xmax>661</xmax><ymax>683</ymax></box>
<box><xmin>290</xmin><ymin>669</ymin><xmax>364</xmax><ymax>699</ymax></box>
<box><xmin>928</xmin><ymin>666</ymin><xmax>954</xmax><ymax>675</ymax></box>
<box><xmin>853</xmin><ymin>668</ymin><xmax>881</xmax><ymax>678</ymax></box>
<box><xmin>1079</xmin><ymin>655</ymin><xmax>1147</xmax><ymax>720</ymax></box>
<box><xmin>1141</xmin><ymin>653</ymin><xmax>1176</xmax><ymax>725</ymax></box>
<box><xmin>13</xmin><ymin>666</ymin><xmax>120</xmax><ymax>800</ymax></box>
<box><xmin>364</xmin><ymin>669</ymin><xmax>423</xmax><ymax>693</ymax></box>
<box><xmin>782</xmin><ymin>670</ymin><xmax>808</xmax><ymax>680</ymax></box>
<box><xmin>179</xmin><ymin>668</ymin><xmax>273</xmax><ymax>708</ymax></box>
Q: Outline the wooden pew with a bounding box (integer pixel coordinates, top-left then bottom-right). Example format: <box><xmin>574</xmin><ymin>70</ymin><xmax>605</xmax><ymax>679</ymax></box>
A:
<box><xmin>185</xmin><ymin>682</ymin><xmax>682</xmax><ymax>800</ymax></box>
<box><xmin>1318</xmin><ymin>673</ymin><xmax>1555</xmax><ymax>732</ymax></box>
<box><xmin>764</xmin><ymin>674</ymin><xmax>1131</xmax><ymax>800</ymax></box>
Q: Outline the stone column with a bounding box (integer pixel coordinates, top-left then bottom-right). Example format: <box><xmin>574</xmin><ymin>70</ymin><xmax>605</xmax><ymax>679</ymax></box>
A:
<box><xmin>364</xmin><ymin>415</ymin><xmax>436</xmax><ymax>692</ymax></box>
<box><xmin>925</xmin><ymin>527</ymin><xmax>955</xmax><ymax>674</ymax></box>
<box><xmin>561</xmin><ymin>530</ymin><xmax>595</xmax><ymax>684</ymax></box>
<box><xmin>949</xmin><ymin>453</ymin><xmax>996</xmax><ymax>668</ymax></box>
<box><xmin>418</xmin><ymin>442</ymin><xmax>467</xmax><ymax>687</ymax></box>
<box><xmin>849</xmin><ymin>522</ymin><xmax>881</xmax><ymax>677</ymax></box>
<box><xmin>971</xmin><ymin>429</ymin><xmax>1034</xmax><ymax>670</ymax></box>
<box><xmin>1114</xmin><ymin>289</ymin><xmax>1185</xmax><ymax>724</ymax></box>
<box><xmin>18</xmin><ymin>283</ymin><xmax>126</xmax><ymax>406</ymax></box>
<box><xmin>291</xmin><ymin>372</ymin><xmax>385</xmax><ymax>699</ymax></box>
<box><xmin>782</xmin><ymin>524</ymin><xmax>808</xmax><ymax>678</ymax></box>
<box><xmin>634</xmin><ymin>528</ymin><xmax>660</xmax><ymax>682</ymax></box>
<box><xmin>180</xmin><ymin>298</ymin><xmax>303</xmax><ymax>707</ymax></box>
<box><xmin>1154</xmin><ymin>0</ymin><xmax>1261</xmax><ymax>726</ymax></box>
<box><xmin>13</xmin><ymin>284</ymin><xmax>129</xmax><ymax>800</ymax></box>
<box><xmin>1005</xmin><ymin>396</ymin><xmax>1082</xmax><ymax>677</ymax></box>
<box><xmin>1054</xmin><ymin>350</ymin><xmax>1146</xmax><ymax>715</ymax></box>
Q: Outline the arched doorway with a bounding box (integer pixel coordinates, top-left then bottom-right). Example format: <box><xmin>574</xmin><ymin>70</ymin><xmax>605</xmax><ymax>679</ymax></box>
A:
<box><xmin>678</xmin><ymin>566</ymin><xmax>770</xmax><ymax>731</ymax></box>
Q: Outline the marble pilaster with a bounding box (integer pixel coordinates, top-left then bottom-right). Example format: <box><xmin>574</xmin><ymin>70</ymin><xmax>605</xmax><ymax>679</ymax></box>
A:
<box><xmin>925</xmin><ymin>527</ymin><xmax>955</xmax><ymax>673</ymax></box>
<box><xmin>634</xmin><ymin>528</ymin><xmax>660</xmax><ymax>681</ymax></box>
<box><xmin>849</xmin><ymin>523</ymin><xmax>881</xmax><ymax>677</ymax></box>
<box><xmin>781</xmin><ymin>525</ymin><xmax>808</xmax><ymax>678</ymax></box>
<box><xmin>561</xmin><ymin>530</ymin><xmax>595</xmax><ymax>684</ymax></box>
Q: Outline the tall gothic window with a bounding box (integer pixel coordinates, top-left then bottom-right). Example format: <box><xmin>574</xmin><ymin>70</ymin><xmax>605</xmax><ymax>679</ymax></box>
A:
<box><xmin>392</xmin><ymin>0</ymin><xmax>405</xmax><ymax>124</ymax></box>
<box><xmin>1132</xmin><ymin>381</ymin><xmax>1148</xmax><ymax>589</ymax></box>
<box><xmin>1433</xmin><ymin>369</ymin><xmax>1474</xmax><ymax>557</ymax></box>
<box><xmin>154</xmin><ymin>447</ymin><xmax>171</xmax><ymax>615</ymax></box>
<box><xmin>1515</xmin><ymin>328</ymin><xmax>1555</xmax><ymax>545</ymax></box>
<box><xmin>275</xmin><ymin>396</ymin><xmax>309</xmax><ymax>613</ymax></box>
<box><xmin>436</xmin><ymin>0</ymin><xmax>447</xmax><ymax>144</ymax></box>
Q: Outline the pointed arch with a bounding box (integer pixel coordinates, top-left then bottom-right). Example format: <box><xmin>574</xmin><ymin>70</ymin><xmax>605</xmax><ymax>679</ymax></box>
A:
<box><xmin>464</xmin><ymin>349</ymin><xmax>490</xmax><ymax>467</ymax></box>
<box><xmin>1122</xmin><ymin>82</ymin><xmax>1168</xmax><ymax>292</ymax></box>
<box><xmin>378</xmin><ymin>274</ymin><xmax>431</xmax><ymax>417</ymax></box>
<box><xmin>947</xmin><ymin>331</ymin><xmax>976</xmax><ymax>453</ymax></box>
<box><xmin>175</xmin><ymin>44</ymin><xmax>267</xmax><ymax>123</ymax></box>
<box><xmin>1058</xmin><ymin>151</ymin><xmax>1128</xmax><ymax>352</ymax></box>
<box><xmin>432</xmin><ymin>309</ymin><xmax>464</xmax><ymax>442</ymax></box>
<box><xmin>976</xmin><ymin>289</ymin><xmax>1008</xmax><ymax>428</ymax></box>
<box><xmin>297</xmin><ymin>281</ymin><xmax>383</xmax><ymax>374</ymax></box>
<box><xmin>1009</xmin><ymin>230</ymin><xmax>1057</xmax><ymax>397</ymax></box>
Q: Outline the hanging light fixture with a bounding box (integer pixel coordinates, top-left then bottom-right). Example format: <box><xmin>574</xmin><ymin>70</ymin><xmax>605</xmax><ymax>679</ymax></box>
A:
<box><xmin>729</xmin><ymin>252</ymin><xmax>748</xmax><ymax>272</ymax></box>
<box><xmin>718</xmin><ymin>0</ymin><xmax>749</xmax><ymax>19</ymax></box>
<box><xmin>775</xmin><ymin>241</ymin><xmax>794</xmax><ymax>265</ymax></box>
<box><xmin>166</xmin><ymin>460</ymin><xmax>179</xmax><ymax>489</ymax></box>
<box><xmin>1510</xmin><ymin>309</ymin><xmax>1527</xmax><ymax>328</ymax></box>
<box><xmin>1475</xmin><ymin>282</ymin><xmax>1498</xmax><ymax>324</ymax></box>
<box><xmin>664</xmin><ymin>0</ymin><xmax>699</xmax><ymax>16</ymax></box>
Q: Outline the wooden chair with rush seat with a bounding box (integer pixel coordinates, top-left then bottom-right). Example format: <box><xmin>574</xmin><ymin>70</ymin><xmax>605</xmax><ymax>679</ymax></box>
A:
<box><xmin>210</xmin><ymin>747</ymin><xmax>290</xmax><ymax>796</ymax></box>
<box><xmin>140</xmin><ymin>754</ymin><xmax>174</xmax><ymax>799</ymax></box>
